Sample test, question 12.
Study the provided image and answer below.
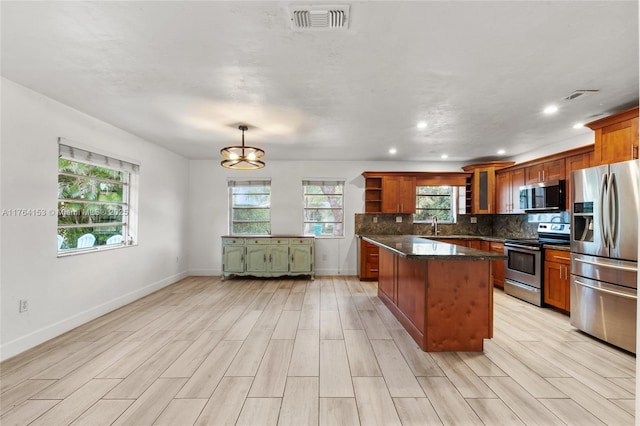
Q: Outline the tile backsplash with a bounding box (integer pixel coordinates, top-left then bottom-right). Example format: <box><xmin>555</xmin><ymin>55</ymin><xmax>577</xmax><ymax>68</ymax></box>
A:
<box><xmin>355</xmin><ymin>213</ymin><xmax>553</xmax><ymax>239</ymax></box>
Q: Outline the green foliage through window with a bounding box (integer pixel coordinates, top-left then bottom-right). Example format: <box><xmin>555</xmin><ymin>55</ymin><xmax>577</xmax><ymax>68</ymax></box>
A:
<box><xmin>229</xmin><ymin>180</ymin><xmax>271</xmax><ymax>235</ymax></box>
<box><xmin>414</xmin><ymin>186</ymin><xmax>455</xmax><ymax>223</ymax></box>
<box><xmin>57</xmin><ymin>157</ymin><xmax>131</xmax><ymax>251</ymax></box>
<box><xmin>303</xmin><ymin>180</ymin><xmax>344</xmax><ymax>237</ymax></box>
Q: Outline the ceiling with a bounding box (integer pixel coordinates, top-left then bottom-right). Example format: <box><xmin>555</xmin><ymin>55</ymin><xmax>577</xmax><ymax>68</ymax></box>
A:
<box><xmin>1</xmin><ymin>1</ymin><xmax>638</xmax><ymax>163</ymax></box>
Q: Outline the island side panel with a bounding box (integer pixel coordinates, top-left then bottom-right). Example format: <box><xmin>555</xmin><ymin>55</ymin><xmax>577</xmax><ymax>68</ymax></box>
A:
<box><xmin>378</xmin><ymin>248</ymin><xmax>396</xmax><ymax>303</ymax></box>
<box><xmin>396</xmin><ymin>257</ymin><xmax>427</xmax><ymax>337</ymax></box>
<box><xmin>425</xmin><ymin>259</ymin><xmax>492</xmax><ymax>351</ymax></box>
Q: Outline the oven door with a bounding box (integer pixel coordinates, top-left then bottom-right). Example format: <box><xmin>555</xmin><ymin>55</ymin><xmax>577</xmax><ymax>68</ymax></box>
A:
<box><xmin>504</xmin><ymin>244</ymin><xmax>542</xmax><ymax>288</ymax></box>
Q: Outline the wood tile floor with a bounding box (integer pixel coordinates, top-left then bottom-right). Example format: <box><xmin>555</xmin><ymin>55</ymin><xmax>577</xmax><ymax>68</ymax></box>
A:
<box><xmin>0</xmin><ymin>276</ymin><xmax>635</xmax><ymax>425</ymax></box>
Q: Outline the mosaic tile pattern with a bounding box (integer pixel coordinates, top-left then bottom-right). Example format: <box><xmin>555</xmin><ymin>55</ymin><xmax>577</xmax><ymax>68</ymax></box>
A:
<box><xmin>355</xmin><ymin>213</ymin><xmax>560</xmax><ymax>239</ymax></box>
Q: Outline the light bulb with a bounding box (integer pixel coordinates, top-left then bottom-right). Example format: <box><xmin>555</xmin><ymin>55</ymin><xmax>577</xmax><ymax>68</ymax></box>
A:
<box><xmin>229</xmin><ymin>153</ymin><xmax>239</xmax><ymax>160</ymax></box>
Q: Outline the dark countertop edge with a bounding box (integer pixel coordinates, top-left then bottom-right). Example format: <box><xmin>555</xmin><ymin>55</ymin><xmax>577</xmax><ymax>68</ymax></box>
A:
<box><xmin>357</xmin><ymin>234</ymin><xmax>509</xmax><ymax>243</ymax></box>
<box><xmin>361</xmin><ymin>235</ymin><xmax>507</xmax><ymax>260</ymax></box>
<box><xmin>221</xmin><ymin>235</ymin><xmax>315</xmax><ymax>238</ymax></box>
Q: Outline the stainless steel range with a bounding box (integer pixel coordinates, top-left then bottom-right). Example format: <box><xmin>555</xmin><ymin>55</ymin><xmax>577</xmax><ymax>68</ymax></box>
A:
<box><xmin>504</xmin><ymin>223</ymin><xmax>571</xmax><ymax>306</ymax></box>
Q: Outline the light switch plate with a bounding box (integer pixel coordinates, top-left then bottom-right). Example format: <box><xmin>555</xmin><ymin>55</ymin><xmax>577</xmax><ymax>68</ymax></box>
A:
<box><xmin>470</xmin><ymin>217</ymin><xmax>477</xmax><ymax>223</ymax></box>
<box><xmin>396</xmin><ymin>216</ymin><xmax>402</xmax><ymax>223</ymax></box>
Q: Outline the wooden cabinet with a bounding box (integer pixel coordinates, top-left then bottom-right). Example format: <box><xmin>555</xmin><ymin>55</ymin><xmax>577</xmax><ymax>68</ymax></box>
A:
<box><xmin>378</xmin><ymin>248</ymin><xmax>397</xmax><ymax>302</ymax></box>
<box><xmin>222</xmin><ymin>238</ymin><xmax>245</xmax><ymax>273</ymax></box>
<box><xmin>496</xmin><ymin>168</ymin><xmax>525</xmax><ymax>214</ymax></box>
<box><xmin>222</xmin><ymin>237</ymin><xmax>315</xmax><ymax>279</ymax></box>
<box><xmin>290</xmin><ymin>238</ymin><xmax>314</xmax><ymax>274</ymax></box>
<box><xmin>363</xmin><ymin>172</ymin><xmax>416</xmax><ymax>213</ymax></box>
<box><xmin>462</xmin><ymin>162</ymin><xmax>514</xmax><ymax>214</ymax></box>
<box><xmin>490</xmin><ymin>242</ymin><xmax>505</xmax><ymax>288</ymax></box>
<box><xmin>364</xmin><ymin>176</ymin><xmax>383</xmax><ymax>213</ymax></box>
<box><xmin>565</xmin><ymin>152</ymin><xmax>592</xmax><ymax>210</ymax></box>
<box><xmin>544</xmin><ymin>248</ymin><xmax>571</xmax><ymax>312</ymax></box>
<box><xmin>587</xmin><ymin>106</ymin><xmax>639</xmax><ymax>165</ymax></box>
<box><xmin>359</xmin><ymin>239</ymin><xmax>380</xmax><ymax>281</ymax></box>
<box><xmin>245</xmin><ymin>238</ymin><xmax>290</xmax><ymax>273</ymax></box>
<box><xmin>472</xmin><ymin>166</ymin><xmax>494</xmax><ymax>214</ymax></box>
<box><xmin>375</xmin><ymin>245</ymin><xmax>493</xmax><ymax>352</ymax></box>
<box><xmin>381</xmin><ymin>175</ymin><xmax>416</xmax><ymax>213</ymax></box>
<box><xmin>525</xmin><ymin>158</ymin><xmax>565</xmax><ymax>184</ymax></box>
<box><xmin>468</xmin><ymin>239</ymin><xmax>490</xmax><ymax>250</ymax></box>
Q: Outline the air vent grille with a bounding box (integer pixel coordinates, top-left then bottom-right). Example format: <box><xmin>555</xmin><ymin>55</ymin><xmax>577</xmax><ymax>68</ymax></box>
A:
<box><xmin>289</xmin><ymin>5</ymin><xmax>349</xmax><ymax>29</ymax></box>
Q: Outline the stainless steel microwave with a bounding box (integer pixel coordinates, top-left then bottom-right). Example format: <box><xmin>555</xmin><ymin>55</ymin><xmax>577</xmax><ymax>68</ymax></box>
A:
<box><xmin>519</xmin><ymin>180</ymin><xmax>565</xmax><ymax>212</ymax></box>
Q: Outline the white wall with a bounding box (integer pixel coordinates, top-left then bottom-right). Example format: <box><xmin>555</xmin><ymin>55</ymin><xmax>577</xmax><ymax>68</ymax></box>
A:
<box><xmin>0</xmin><ymin>79</ymin><xmax>190</xmax><ymax>361</ymax></box>
<box><xmin>187</xmin><ymin>159</ymin><xmax>466</xmax><ymax>277</ymax></box>
<box><xmin>511</xmin><ymin>132</ymin><xmax>594</xmax><ymax>164</ymax></box>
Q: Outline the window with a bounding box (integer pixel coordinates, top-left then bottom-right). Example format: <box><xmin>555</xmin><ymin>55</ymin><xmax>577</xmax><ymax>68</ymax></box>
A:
<box><xmin>303</xmin><ymin>180</ymin><xmax>344</xmax><ymax>237</ymax></box>
<box><xmin>414</xmin><ymin>185</ymin><xmax>459</xmax><ymax>223</ymax></box>
<box><xmin>57</xmin><ymin>141</ymin><xmax>138</xmax><ymax>254</ymax></box>
<box><xmin>229</xmin><ymin>179</ymin><xmax>271</xmax><ymax>235</ymax></box>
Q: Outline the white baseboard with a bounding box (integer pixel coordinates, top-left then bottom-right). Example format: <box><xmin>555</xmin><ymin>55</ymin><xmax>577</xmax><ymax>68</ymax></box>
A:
<box><xmin>188</xmin><ymin>268</ymin><xmax>221</xmax><ymax>276</ymax></box>
<box><xmin>0</xmin><ymin>271</ymin><xmax>189</xmax><ymax>362</ymax></box>
<box><xmin>187</xmin><ymin>268</ymin><xmax>357</xmax><ymax>277</ymax></box>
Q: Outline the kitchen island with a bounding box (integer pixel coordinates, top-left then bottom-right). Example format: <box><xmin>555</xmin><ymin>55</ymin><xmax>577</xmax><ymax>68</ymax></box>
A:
<box><xmin>361</xmin><ymin>235</ymin><xmax>506</xmax><ymax>352</ymax></box>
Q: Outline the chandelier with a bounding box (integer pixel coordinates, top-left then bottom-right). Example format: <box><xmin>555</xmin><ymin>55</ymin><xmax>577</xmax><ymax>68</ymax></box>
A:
<box><xmin>220</xmin><ymin>125</ymin><xmax>265</xmax><ymax>170</ymax></box>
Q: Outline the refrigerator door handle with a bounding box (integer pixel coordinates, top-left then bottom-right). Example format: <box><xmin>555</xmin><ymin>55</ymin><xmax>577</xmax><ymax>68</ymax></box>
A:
<box><xmin>599</xmin><ymin>172</ymin><xmax>609</xmax><ymax>248</ymax></box>
<box><xmin>574</xmin><ymin>257</ymin><xmax>638</xmax><ymax>272</ymax></box>
<box><xmin>574</xmin><ymin>279</ymin><xmax>637</xmax><ymax>300</ymax></box>
<box><xmin>608</xmin><ymin>172</ymin><xmax>618</xmax><ymax>249</ymax></box>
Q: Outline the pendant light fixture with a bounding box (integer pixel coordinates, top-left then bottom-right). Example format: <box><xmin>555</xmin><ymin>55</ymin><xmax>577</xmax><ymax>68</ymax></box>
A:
<box><xmin>220</xmin><ymin>125</ymin><xmax>265</xmax><ymax>169</ymax></box>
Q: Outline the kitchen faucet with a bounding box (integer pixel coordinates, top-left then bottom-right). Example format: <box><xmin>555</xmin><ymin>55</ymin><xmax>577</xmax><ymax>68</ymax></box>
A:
<box><xmin>432</xmin><ymin>216</ymin><xmax>439</xmax><ymax>236</ymax></box>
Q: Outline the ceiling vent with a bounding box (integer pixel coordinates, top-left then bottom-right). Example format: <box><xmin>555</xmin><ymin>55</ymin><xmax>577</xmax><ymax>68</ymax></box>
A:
<box><xmin>563</xmin><ymin>89</ymin><xmax>600</xmax><ymax>101</ymax></box>
<box><xmin>289</xmin><ymin>5</ymin><xmax>350</xmax><ymax>29</ymax></box>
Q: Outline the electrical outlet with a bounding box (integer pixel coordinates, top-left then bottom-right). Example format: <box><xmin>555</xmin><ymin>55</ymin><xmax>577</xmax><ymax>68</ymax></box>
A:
<box><xmin>19</xmin><ymin>299</ymin><xmax>28</xmax><ymax>313</ymax></box>
<box><xmin>470</xmin><ymin>217</ymin><xmax>478</xmax><ymax>224</ymax></box>
<box><xmin>373</xmin><ymin>216</ymin><xmax>378</xmax><ymax>223</ymax></box>
<box><xmin>396</xmin><ymin>216</ymin><xmax>402</xmax><ymax>223</ymax></box>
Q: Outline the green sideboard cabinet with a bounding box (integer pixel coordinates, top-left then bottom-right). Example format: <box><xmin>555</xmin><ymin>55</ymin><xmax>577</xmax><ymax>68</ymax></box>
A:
<box><xmin>222</xmin><ymin>236</ymin><xmax>315</xmax><ymax>280</ymax></box>
<box><xmin>222</xmin><ymin>238</ymin><xmax>245</xmax><ymax>274</ymax></box>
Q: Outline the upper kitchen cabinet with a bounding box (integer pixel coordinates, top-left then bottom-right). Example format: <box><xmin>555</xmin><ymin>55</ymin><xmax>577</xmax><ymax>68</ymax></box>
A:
<box><xmin>362</xmin><ymin>172</ymin><xmax>416</xmax><ymax>213</ymax></box>
<box><xmin>463</xmin><ymin>162</ymin><xmax>514</xmax><ymax>214</ymax></box>
<box><xmin>524</xmin><ymin>158</ymin><xmax>566</xmax><ymax>184</ymax></box>
<box><xmin>382</xmin><ymin>175</ymin><xmax>416</xmax><ymax>213</ymax></box>
<box><xmin>565</xmin><ymin>148</ymin><xmax>594</xmax><ymax>210</ymax></box>
<box><xmin>586</xmin><ymin>106</ymin><xmax>639</xmax><ymax>165</ymax></box>
<box><xmin>496</xmin><ymin>168</ymin><xmax>525</xmax><ymax>214</ymax></box>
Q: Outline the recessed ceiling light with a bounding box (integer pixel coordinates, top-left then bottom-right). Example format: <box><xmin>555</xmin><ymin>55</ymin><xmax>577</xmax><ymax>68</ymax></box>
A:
<box><xmin>573</xmin><ymin>123</ymin><xmax>584</xmax><ymax>129</ymax></box>
<box><xmin>543</xmin><ymin>105</ymin><xmax>559</xmax><ymax>114</ymax></box>
<box><xmin>497</xmin><ymin>149</ymin><xmax>506</xmax><ymax>155</ymax></box>
<box><xmin>441</xmin><ymin>154</ymin><xmax>448</xmax><ymax>159</ymax></box>
<box><xmin>389</xmin><ymin>148</ymin><xmax>397</xmax><ymax>155</ymax></box>
<box><xmin>417</xmin><ymin>121</ymin><xmax>428</xmax><ymax>130</ymax></box>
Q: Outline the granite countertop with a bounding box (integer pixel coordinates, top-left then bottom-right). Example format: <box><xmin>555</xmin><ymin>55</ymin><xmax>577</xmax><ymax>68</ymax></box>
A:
<box><xmin>424</xmin><ymin>235</ymin><xmax>507</xmax><ymax>243</ymax></box>
<box><xmin>361</xmin><ymin>235</ymin><xmax>507</xmax><ymax>260</ymax></box>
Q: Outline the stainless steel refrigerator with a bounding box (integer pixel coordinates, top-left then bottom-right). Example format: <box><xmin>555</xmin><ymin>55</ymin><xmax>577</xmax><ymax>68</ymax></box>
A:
<box><xmin>570</xmin><ymin>159</ymin><xmax>639</xmax><ymax>353</ymax></box>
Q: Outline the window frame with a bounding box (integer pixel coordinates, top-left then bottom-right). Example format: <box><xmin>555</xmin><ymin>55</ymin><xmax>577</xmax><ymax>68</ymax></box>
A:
<box><xmin>302</xmin><ymin>179</ymin><xmax>345</xmax><ymax>238</ymax></box>
<box><xmin>228</xmin><ymin>179</ymin><xmax>272</xmax><ymax>235</ymax></box>
<box><xmin>57</xmin><ymin>141</ymin><xmax>139</xmax><ymax>256</ymax></box>
<box><xmin>414</xmin><ymin>185</ymin><xmax>459</xmax><ymax>224</ymax></box>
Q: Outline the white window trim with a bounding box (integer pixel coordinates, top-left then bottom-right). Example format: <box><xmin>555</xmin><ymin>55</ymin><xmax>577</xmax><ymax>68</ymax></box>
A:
<box><xmin>228</xmin><ymin>178</ymin><xmax>272</xmax><ymax>235</ymax></box>
<box><xmin>414</xmin><ymin>185</ymin><xmax>458</xmax><ymax>224</ymax></box>
<box><xmin>57</xmin><ymin>139</ymin><xmax>139</xmax><ymax>256</ymax></box>
<box><xmin>302</xmin><ymin>179</ymin><xmax>345</xmax><ymax>239</ymax></box>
